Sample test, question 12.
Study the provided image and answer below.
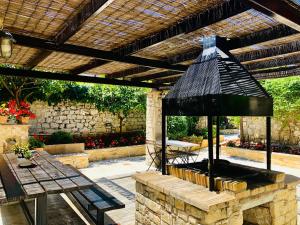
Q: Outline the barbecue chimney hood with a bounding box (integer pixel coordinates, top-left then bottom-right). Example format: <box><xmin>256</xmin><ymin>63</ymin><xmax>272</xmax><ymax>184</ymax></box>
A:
<box><xmin>164</xmin><ymin>36</ymin><xmax>273</xmax><ymax>117</ymax></box>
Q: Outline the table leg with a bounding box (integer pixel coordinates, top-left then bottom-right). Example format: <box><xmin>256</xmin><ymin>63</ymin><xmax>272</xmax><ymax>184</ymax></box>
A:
<box><xmin>35</xmin><ymin>195</ymin><xmax>47</xmax><ymax>225</ymax></box>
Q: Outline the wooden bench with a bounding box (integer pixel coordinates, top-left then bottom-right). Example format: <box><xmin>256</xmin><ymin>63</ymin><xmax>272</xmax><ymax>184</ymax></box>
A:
<box><xmin>66</xmin><ymin>167</ymin><xmax>125</xmax><ymax>225</ymax></box>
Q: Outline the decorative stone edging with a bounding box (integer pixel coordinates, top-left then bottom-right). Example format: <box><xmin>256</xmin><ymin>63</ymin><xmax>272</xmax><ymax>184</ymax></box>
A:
<box><xmin>222</xmin><ymin>147</ymin><xmax>300</xmax><ymax>169</ymax></box>
<box><xmin>85</xmin><ymin>144</ymin><xmax>145</xmax><ymax>161</ymax></box>
<box><xmin>44</xmin><ymin>143</ymin><xmax>85</xmax><ymax>155</ymax></box>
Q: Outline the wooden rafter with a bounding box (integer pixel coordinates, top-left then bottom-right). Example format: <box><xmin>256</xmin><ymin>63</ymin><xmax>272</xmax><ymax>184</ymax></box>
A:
<box><xmin>132</xmin><ymin>71</ymin><xmax>181</xmax><ymax>82</ymax></box>
<box><xmin>253</xmin><ymin>68</ymin><xmax>300</xmax><ymax>80</ymax></box>
<box><xmin>229</xmin><ymin>24</ymin><xmax>297</xmax><ymax>50</ymax></box>
<box><xmin>107</xmin><ymin>50</ymin><xmax>200</xmax><ymax>79</ymax></box>
<box><xmin>13</xmin><ymin>33</ymin><xmax>188</xmax><ymax>72</ymax></box>
<box><xmin>243</xmin><ymin>52</ymin><xmax>300</xmax><ymax>70</ymax></box>
<box><xmin>0</xmin><ymin>67</ymin><xmax>162</xmax><ymax>88</ymax></box>
<box><xmin>25</xmin><ymin>0</ymin><xmax>113</xmax><ymax>69</ymax></box>
<box><xmin>249</xmin><ymin>64</ymin><xmax>300</xmax><ymax>74</ymax></box>
<box><xmin>235</xmin><ymin>40</ymin><xmax>300</xmax><ymax>62</ymax></box>
<box><xmin>246</xmin><ymin>0</ymin><xmax>300</xmax><ymax>32</ymax></box>
<box><xmin>71</xmin><ymin>59</ymin><xmax>109</xmax><ymax>75</ymax></box>
<box><xmin>55</xmin><ymin>0</ymin><xmax>114</xmax><ymax>44</ymax></box>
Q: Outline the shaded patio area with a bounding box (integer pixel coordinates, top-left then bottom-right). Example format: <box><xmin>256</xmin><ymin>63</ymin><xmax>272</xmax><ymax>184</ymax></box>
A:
<box><xmin>0</xmin><ymin>149</ymin><xmax>299</xmax><ymax>225</ymax></box>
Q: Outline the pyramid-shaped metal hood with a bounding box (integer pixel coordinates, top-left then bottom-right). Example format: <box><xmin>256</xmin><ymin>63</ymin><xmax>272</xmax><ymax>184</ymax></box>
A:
<box><xmin>164</xmin><ymin>36</ymin><xmax>273</xmax><ymax>116</ymax></box>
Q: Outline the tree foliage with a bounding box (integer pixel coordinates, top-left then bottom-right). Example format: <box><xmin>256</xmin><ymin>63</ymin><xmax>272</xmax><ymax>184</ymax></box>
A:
<box><xmin>90</xmin><ymin>85</ymin><xmax>146</xmax><ymax>133</ymax></box>
<box><xmin>261</xmin><ymin>77</ymin><xmax>300</xmax><ymax>140</ymax></box>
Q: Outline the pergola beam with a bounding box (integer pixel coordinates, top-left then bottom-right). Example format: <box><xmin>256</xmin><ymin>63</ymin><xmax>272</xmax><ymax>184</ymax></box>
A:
<box><xmin>0</xmin><ymin>67</ymin><xmax>161</xmax><ymax>88</ymax></box>
<box><xmin>26</xmin><ymin>50</ymin><xmax>52</xmax><ymax>69</ymax></box>
<box><xmin>108</xmin><ymin>50</ymin><xmax>200</xmax><ymax>79</ymax></box>
<box><xmin>235</xmin><ymin>39</ymin><xmax>300</xmax><ymax>62</ymax></box>
<box><xmin>13</xmin><ymin>33</ymin><xmax>188</xmax><ymax>72</ymax></box>
<box><xmin>253</xmin><ymin>68</ymin><xmax>300</xmax><ymax>80</ymax></box>
<box><xmin>249</xmin><ymin>64</ymin><xmax>300</xmax><ymax>74</ymax></box>
<box><xmin>55</xmin><ymin>0</ymin><xmax>113</xmax><ymax>44</ymax></box>
<box><xmin>229</xmin><ymin>25</ymin><xmax>298</xmax><ymax>50</ymax></box>
<box><xmin>246</xmin><ymin>0</ymin><xmax>300</xmax><ymax>32</ymax></box>
<box><xmin>132</xmin><ymin>71</ymin><xmax>181</xmax><ymax>82</ymax></box>
<box><xmin>71</xmin><ymin>59</ymin><xmax>109</xmax><ymax>75</ymax></box>
<box><xmin>243</xmin><ymin>53</ymin><xmax>300</xmax><ymax>70</ymax></box>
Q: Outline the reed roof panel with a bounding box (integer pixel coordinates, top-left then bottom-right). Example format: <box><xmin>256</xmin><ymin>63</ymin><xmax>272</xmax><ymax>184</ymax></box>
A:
<box><xmin>36</xmin><ymin>52</ymin><xmax>93</xmax><ymax>71</ymax></box>
<box><xmin>67</xmin><ymin>0</ymin><xmax>225</xmax><ymax>50</ymax></box>
<box><xmin>134</xmin><ymin>9</ymin><xmax>279</xmax><ymax>60</ymax></box>
<box><xmin>1</xmin><ymin>0</ymin><xmax>88</xmax><ymax>38</ymax></box>
<box><xmin>88</xmin><ymin>61</ymin><xmax>138</xmax><ymax>75</ymax></box>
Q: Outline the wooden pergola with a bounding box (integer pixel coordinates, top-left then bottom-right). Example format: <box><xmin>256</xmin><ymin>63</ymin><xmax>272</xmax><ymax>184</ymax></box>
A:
<box><xmin>0</xmin><ymin>0</ymin><xmax>299</xmax><ymax>88</ymax></box>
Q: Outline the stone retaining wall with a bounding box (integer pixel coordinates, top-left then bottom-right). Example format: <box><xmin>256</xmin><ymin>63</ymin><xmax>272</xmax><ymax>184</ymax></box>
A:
<box><xmin>222</xmin><ymin>147</ymin><xmax>300</xmax><ymax>169</ymax></box>
<box><xmin>29</xmin><ymin>101</ymin><xmax>145</xmax><ymax>135</ymax></box>
<box><xmin>242</xmin><ymin>117</ymin><xmax>300</xmax><ymax>145</ymax></box>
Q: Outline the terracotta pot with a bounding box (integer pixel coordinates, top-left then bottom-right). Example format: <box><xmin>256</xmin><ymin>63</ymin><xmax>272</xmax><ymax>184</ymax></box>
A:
<box><xmin>19</xmin><ymin>116</ymin><xmax>30</xmax><ymax>124</ymax></box>
<box><xmin>0</xmin><ymin>115</ymin><xmax>8</xmax><ymax>124</ymax></box>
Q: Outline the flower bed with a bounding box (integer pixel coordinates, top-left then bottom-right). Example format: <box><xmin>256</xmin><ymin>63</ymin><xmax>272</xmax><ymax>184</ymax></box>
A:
<box><xmin>32</xmin><ymin>131</ymin><xmax>146</xmax><ymax>150</ymax></box>
<box><xmin>226</xmin><ymin>140</ymin><xmax>300</xmax><ymax>155</ymax></box>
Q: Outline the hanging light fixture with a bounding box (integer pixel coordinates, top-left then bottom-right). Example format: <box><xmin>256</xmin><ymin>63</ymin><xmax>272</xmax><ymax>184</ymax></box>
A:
<box><xmin>0</xmin><ymin>18</ymin><xmax>15</xmax><ymax>59</ymax></box>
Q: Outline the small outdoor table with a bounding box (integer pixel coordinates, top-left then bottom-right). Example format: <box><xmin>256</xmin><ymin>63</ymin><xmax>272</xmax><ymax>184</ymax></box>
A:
<box><xmin>154</xmin><ymin>140</ymin><xmax>199</xmax><ymax>164</ymax></box>
<box><xmin>166</xmin><ymin>140</ymin><xmax>199</xmax><ymax>164</ymax></box>
<box><xmin>0</xmin><ymin>151</ymin><xmax>93</xmax><ymax>225</ymax></box>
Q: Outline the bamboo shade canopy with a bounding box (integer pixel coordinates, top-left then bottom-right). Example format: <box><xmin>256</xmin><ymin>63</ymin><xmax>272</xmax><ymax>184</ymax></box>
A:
<box><xmin>134</xmin><ymin>9</ymin><xmax>279</xmax><ymax>60</ymax></box>
<box><xmin>88</xmin><ymin>61</ymin><xmax>138</xmax><ymax>75</ymax></box>
<box><xmin>1</xmin><ymin>0</ymin><xmax>88</xmax><ymax>39</ymax></box>
<box><xmin>66</xmin><ymin>0</ymin><xmax>225</xmax><ymax>51</ymax></box>
<box><xmin>36</xmin><ymin>52</ymin><xmax>93</xmax><ymax>72</ymax></box>
<box><xmin>0</xmin><ymin>0</ymin><xmax>299</xmax><ymax>84</ymax></box>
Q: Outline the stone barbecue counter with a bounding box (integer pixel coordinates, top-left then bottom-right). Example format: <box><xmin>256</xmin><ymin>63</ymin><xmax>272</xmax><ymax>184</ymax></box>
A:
<box><xmin>133</xmin><ymin>171</ymin><xmax>300</xmax><ymax>225</ymax></box>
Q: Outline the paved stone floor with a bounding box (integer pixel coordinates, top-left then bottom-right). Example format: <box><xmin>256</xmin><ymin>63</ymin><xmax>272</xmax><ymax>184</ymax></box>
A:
<box><xmin>0</xmin><ymin>150</ymin><xmax>299</xmax><ymax>225</ymax></box>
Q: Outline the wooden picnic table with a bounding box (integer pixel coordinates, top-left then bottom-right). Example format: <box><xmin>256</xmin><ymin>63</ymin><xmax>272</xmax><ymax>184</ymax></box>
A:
<box><xmin>0</xmin><ymin>151</ymin><xmax>93</xmax><ymax>225</ymax></box>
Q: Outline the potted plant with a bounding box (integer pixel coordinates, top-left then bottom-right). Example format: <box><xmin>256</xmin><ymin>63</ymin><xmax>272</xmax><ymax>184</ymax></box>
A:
<box><xmin>12</xmin><ymin>144</ymin><xmax>33</xmax><ymax>167</ymax></box>
<box><xmin>7</xmin><ymin>99</ymin><xmax>18</xmax><ymax>124</ymax></box>
<box><xmin>16</xmin><ymin>101</ymin><xmax>36</xmax><ymax>124</ymax></box>
<box><xmin>0</xmin><ymin>103</ymin><xmax>9</xmax><ymax>124</ymax></box>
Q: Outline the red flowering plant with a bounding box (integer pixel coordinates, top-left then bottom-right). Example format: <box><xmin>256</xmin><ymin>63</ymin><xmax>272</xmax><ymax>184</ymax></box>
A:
<box><xmin>8</xmin><ymin>99</ymin><xmax>18</xmax><ymax>117</ymax></box>
<box><xmin>16</xmin><ymin>101</ymin><xmax>36</xmax><ymax>119</ymax></box>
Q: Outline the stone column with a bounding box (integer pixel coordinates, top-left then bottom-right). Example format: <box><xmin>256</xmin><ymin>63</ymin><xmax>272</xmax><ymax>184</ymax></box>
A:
<box><xmin>146</xmin><ymin>90</ymin><xmax>163</xmax><ymax>166</ymax></box>
<box><xmin>197</xmin><ymin>116</ymin><xmax>207</xmax><ymax>129</ymax></box>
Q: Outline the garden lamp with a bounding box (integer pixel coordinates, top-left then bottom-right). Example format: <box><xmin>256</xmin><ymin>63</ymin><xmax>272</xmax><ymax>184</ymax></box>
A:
<box><xmin>0</xmin><ymin>18</ymin><xmax>15</xmax><ymax>59</ymax></box>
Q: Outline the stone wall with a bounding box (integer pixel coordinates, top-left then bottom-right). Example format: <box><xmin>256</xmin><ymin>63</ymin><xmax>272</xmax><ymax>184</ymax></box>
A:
<box><xmin>242</xmin><ymin>117</ymin><xmax>300</xmax><ymax>145</ymax></box>
<box><xmin>29</xmin><ymin>101</ymin><xmax>145</xmax><ymax>135</ymax></box>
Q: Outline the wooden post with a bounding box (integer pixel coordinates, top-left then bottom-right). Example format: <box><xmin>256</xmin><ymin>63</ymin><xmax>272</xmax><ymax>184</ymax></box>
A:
<box><xmin>162</xmin><ymin>100</ymin><xmax>167</xmax><ymax>175</ymax></box>
<box><xmin>266</xmin><ymin>117</ymin><xmax>272</xmax><ymax>170</ymax></box>
<box><xmin>208</xmin><ymin>116</ymin><xmax>214</xmax><ymax>191</ymax></box>
<box><xmin>216</xmin><ymin>116</ymin><xmax>220</xmax><ymax>160</ymax></box>
<box><xmin>35</xmin><ymin>195</ymin><xmax>47</xmax><ymax>225</ymax></box>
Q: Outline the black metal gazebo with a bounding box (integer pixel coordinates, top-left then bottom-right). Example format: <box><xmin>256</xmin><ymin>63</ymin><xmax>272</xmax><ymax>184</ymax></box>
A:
<box><xmin>161</xmin><ymin>36</ymin><xmax>274</xmax><ymax>191</ymax></box>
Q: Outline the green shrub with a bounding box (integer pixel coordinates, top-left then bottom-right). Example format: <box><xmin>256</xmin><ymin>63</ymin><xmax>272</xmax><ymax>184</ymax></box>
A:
<box><xmin>186</xmin><ymin>116</ymin><xmax>199</xmax><ymax>136</ymax></box>
<box><xmin>28</xmin><ymin>137</ymin><xmax>45</xmax><ymax>149</ymax></box>
<box><xmin>167</xmin><ymin>116</ymin><xmax>188</xmax><ymax>140</ymax></box>
<box><xmin>194</xmin><ymin>127</ymin><xmax>216</xmax><ymax>139</ymax></box>
<box><xmin>47</xmin><ymin>131</ymin><xmax>73</xmax><ymax>145</ymax></box>
<box><xmin>181</xmin><ymin>134</ymin><xmax>203</xmax><ymax>144</ymax></box>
